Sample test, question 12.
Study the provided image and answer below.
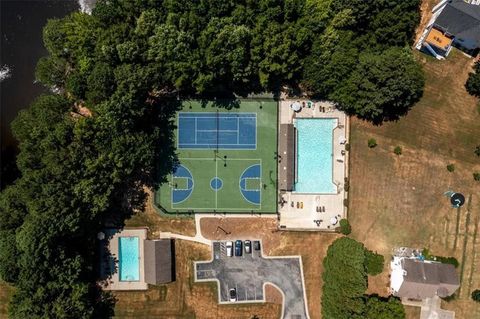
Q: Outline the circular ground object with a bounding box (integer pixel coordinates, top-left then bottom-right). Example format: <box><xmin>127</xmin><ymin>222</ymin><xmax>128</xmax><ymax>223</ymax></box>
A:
<box><xmin>210</xmin><ymin>177</ymin><xmax>223</xmax><ymax>191</ymax></box>
<box><xmin>450</xmin><ymin>193</ymin><xmax>465</xmax><ymax>207</ymax></box>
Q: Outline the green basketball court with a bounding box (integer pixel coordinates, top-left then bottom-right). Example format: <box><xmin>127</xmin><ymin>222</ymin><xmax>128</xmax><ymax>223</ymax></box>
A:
<box><xmin>155</xmin><ymin>99</ymin><xmax>278</xmax><ymax>213</ymax></box>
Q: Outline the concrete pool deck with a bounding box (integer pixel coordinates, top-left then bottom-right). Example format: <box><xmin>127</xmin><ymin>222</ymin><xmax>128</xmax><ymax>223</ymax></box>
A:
<box><xmin>195</xmin><ymin>241</ymin><xmax>310</xmax><ymax>319</ymax></box>
<box><xmin>100</xmin><ymin>228</ymin><xmax>148</xmax><ymax>291</ymax></box>
<box><xmin>278</xmin><ymin>100</ymin><xmax>349</xmax><ymax>231</ymax></box>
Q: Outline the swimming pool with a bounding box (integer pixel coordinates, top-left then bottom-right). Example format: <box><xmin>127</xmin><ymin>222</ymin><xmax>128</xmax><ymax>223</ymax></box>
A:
<box><xmin>294</xmin><ymin>118</ymin><xmax>336</xmax><ymax>193</ymax></box>
<box><xmin>118</xmin><ymin>236</ymin><xmax>140</xmax><ymax>281</ymax></box>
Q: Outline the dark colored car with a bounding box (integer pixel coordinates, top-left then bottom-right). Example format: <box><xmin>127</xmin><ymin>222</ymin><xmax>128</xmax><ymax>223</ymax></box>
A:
<box><xmin>254</xmin><ymin>240</ymin><xmax>261</xmax><ymax>251</ymax></box>
<box><xmin>229</xmin><ymin>288</ymin><xmax>237</xmax><ymax>302</ymax></box>
<box><xmin>244</xmin><ymin>240</ymin><xmax>251</xmax><ymax>254</ymax></box>
<box><xmin>235</xmin><ymin>240</ymin><xmax>242</xmax><ymax>256</ymax></box>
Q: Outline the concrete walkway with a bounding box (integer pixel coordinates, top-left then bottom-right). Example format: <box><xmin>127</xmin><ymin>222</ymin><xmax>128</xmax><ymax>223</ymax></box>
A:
<box><xmin>159</xmin><ymin>231</ymin><xmax>211</xmax><ymax>246</ymax></box>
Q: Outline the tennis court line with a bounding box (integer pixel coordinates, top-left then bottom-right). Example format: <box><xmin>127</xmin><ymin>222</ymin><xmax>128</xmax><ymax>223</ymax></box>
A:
<box><xmin>177</xmin><ymin>111</ymin><xmax>257</xmax><ymax>150</ymax></box>
<box><xmin>169</xmin><ymin>205</ymin><xmax>263</xmax><ymax>211</ymax></box>
<box><xmin>178</xmin><ymin>112</ymin><xmax>257</xmax><ymax>118</ymax></box>
<box><xmin>178</xmin><ymin>158</ymin><xmax>263</xmax><ymax>161</ymax></box>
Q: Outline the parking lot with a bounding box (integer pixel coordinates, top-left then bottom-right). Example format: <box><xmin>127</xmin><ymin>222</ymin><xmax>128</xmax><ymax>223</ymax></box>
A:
<box><xmin>195</xmin><ymin>241</ymin><xmax>309</xmax><ymax>319</ymax></box>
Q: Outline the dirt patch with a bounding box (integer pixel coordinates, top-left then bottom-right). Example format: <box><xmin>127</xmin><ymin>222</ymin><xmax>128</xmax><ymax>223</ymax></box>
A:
<box><xmin>414</xmin><ymin>0</ymin><xmax>437</xmax><ymax>42</ymax></box>
<box><xmin>405</xmin><ymin>305</ymin><xmax>421</xmax><ymax>319</ymax></box>
<box><xmin>0</xmin><ymin>281</ymin><xmax>14</xmax><ymax>317</ymax></box>
<box><xmin>125</xmin><ymin>191</ymin><xmax>196</xmax><ymax>238</ymax></box>
<box><xmin>265</xmin><ymin>284</ymin><xmax>283</xmax><ymax>305</ymax></box>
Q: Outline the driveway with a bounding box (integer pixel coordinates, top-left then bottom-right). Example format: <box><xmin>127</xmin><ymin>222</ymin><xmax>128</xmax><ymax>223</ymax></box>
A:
<box><xmin>195</xmin><ymin>241</ymin><xmax>309</xmax><ymax>319</ymax></box>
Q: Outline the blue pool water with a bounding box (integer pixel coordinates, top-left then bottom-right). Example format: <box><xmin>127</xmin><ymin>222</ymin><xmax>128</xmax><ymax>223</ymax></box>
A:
<box><xmin>118</xmin><ymin>237</ymin><xmax>140</xmax><ymax>281</ymax></box>
<box><xmin>294</xmin><ymin>119</ymin><xmax>336</xmax><ymax>193</ymax></box>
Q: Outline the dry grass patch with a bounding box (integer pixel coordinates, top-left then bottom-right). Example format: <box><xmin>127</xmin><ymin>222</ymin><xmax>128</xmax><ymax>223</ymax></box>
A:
<box><xmin>114</xmin><ymin>240</ymin><xmax>281</xmax><ymax>319</ymax></box>
<box><xmin>0</xmin><ymin>280</ymin><xmax>14</xmax><ymax>316</ymax></box>
<box><xmin>349</xmin><ymin>49</ymin><xmax>480</xmax><ymax>318</ymax></box>
<box><xmin>125</xmin><ymin>191</ymin><xmax>196</xmax><ymax>238</ymax></box>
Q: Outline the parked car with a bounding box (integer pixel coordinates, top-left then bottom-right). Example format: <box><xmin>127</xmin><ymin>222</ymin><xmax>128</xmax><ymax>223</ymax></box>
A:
<box><xmin>229</xmin><ymin>288</ymin><xmax>237</xmax><ymax>302</ymax></box>
<box><xmin>244</xmin><ymin>240</ymin><xmax>251</xmax><ymax>254</ymax></box>
<box><xmin>226</xmin><ymin>241</ymin><xmax>233</xmax><ymax>257</ymax></box>
<box><xmin>235</xmin><ymin>240</ymin><xmax>242</xmax><ymax>256</ymax></box>
<box><xmin>254</xmin><ymin>240</ymin><xmax>261</xmax><ymax>251</ymax></box>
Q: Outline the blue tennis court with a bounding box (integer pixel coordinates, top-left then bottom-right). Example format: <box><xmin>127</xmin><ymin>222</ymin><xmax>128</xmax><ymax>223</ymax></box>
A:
<box><xmin>178</xmin><ymin>112</ymin><xmax>256</xmax><ymax>149</ymax></box>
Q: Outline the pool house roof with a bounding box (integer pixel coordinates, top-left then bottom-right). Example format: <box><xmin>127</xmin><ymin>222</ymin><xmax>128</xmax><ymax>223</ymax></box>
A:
<box><xmin>144</xmin><ymin>239</ymin><xmax>174</xmax><ymax>285</ymax></box>
<box><xmin>278</xmin><ymin>124</ymin><xmax>295</xmax><ymax>191</ymax></box>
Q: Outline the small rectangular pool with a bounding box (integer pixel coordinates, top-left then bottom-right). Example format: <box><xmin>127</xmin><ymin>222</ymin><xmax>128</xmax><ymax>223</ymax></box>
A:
<box><xmin>118</xmin><ymin>236</ymin><xmax>140</xmax><ymax>281</ymax></box>
<box><xmin>294</xmin><ymin>118</ymin><xmax>336</xmax><ymax>193</ymax></box>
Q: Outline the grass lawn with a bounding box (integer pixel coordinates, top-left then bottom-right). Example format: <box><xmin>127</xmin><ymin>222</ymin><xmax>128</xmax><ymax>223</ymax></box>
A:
<box><xmin>155</xmin><ymin>99</ymin><xmax>278</xmax><ymax>214</ymax></box>
<box><xmin>349</xmin><ymin>48</ymin><xmax>480</xmax><ymax>319</ymax></box>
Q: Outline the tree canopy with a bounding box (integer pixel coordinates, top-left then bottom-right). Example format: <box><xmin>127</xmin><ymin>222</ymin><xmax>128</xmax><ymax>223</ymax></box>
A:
<box><xmin>1</xmin><ymin>0</ymin><xmax>423</xmax><ymax>317</ymax></box>
<box><xmin>466</xmin><ymin>61</ymin><xmax>480</xmax><ymax>98</ymax></box>
<box><xmin>322</xmin><ymin>237</ymin><xmax>403</xmax><ymax>319</ymax></box>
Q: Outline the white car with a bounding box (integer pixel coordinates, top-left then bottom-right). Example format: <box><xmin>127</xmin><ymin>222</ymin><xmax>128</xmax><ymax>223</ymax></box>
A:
<box><xmin>226</xmin><ymin>241</ymin><xmax>233</xmax><ymax>257</ymax></box>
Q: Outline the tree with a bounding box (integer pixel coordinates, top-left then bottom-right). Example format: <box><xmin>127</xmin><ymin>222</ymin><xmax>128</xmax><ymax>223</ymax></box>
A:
<box><xmin>365</xmin><ymin>250</ymin><xmax>385</xmax><ymax>276</ymax></box>
<box><xmin>394</xmin><ymin>146</ymin><xmax>402</xmax><ymax>155</ymax></box>
<box><xmin>331</xmin><ymin>48</ymin><xmax>424</xmax><ymax>123</ymax></box>
<box><xmin>339</xmin><ymin>218</ymin><xmax>352</xmax><ymax>235</ymax></box>
<box><xmin>365</xmin><ymin>295</ymin><xmax>405</xmax><ymax>319</ymax></box>
<box><xmin>85</xmin><ymin>62</ymin><xmax>114</xmax><ymax>104</ymax></box>
<box><xmin>472</xmin><ymin>289</ymin><xmax>480</xmax><ymax>302</ymax></box>
<box><xmin>466</xmin><ymin>61</ymin><xmax>480</xmax><ymax>97</ymax></box>
<box><xmin>322</xmin><ymin>238</ymin><xmax>404</xmax><ymax>319</ymax></box>
<box><xmin>322</xmin><ymin>237</ymin><xmax>367</xmax><ymax>319</ymax></box>
<box><xmin>35</xmin><ymin>56</ymin><xmax>67</xmax><ymax>87</ymax></box>
<box><xmin>447</xmin><ymin>164</ymin><xmax>455</xmax><ymax>172</ymax></box>
<box><xmin>368</xmin><ymin>138</ymin><xmax>377</xmax><ymax>148</ymax></box>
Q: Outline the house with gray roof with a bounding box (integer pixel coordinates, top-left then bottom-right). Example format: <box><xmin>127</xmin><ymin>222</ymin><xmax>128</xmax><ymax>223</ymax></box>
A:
<box><xmin>144</xmin><ymin>239</ymin><xmax>175</xmax><ymax>285</ymax></box>
<box><xmin>390</xmin><ymin>257</ymin><xmax>460</xmax><ymax>300</ymax></box>
<box><xmin>418</xmin><ymin>0</ymin><xmax>480</xmax><ymax>58</ymax></box>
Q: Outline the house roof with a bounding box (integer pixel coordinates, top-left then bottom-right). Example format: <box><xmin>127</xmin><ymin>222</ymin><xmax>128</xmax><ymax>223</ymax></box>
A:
<box><xmin>278</xmin><ymin>124</ymin><xmax>295</xmax><ymax>191</ymax></box>
<box><xmin>144</xmin><ymin>239</ymin><xmax>174</xmax><ymax>285</ymax></box>
<box><xmin>425</xmin><ymin>28</ymin><xmax>453</xmax><ymax>51</ymax></box>
<box><xmin>395</xmin><ymin>259</ymin><xmax>460</xmax><ymax>300</ymax></box>
<box><xmin>434</xmin><ymin>0</ymin><xmax>480</xmax><ymax>47</ymax></box>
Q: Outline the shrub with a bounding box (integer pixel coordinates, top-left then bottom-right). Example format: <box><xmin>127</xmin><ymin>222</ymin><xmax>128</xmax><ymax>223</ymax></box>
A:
<box><xmin>339</xmin><ymin>219</ymin><xmax>351</xmax><ymax>235</ymax></box>
<box><xmin>343</xmin><ymin>198</ymin><xmax>349</xmax><ymax>207</ymax></box>
<box><xmin>368</xmin><ymin>138</ymin><xmax>377</xmax><ymax>148</ymax></box>
<box><xmin>423</xmin><ymin>248</ymin><xmax>459</xmax><ymax>268</ymax></box>
<box><xmin>436</xmin><ymin>256</ymin><xmax>459</xmax><ymax>268</ymax></box>
<box><xmin>472</xmin><ymin>289</ymin><xmax>480</xmax><ymax>302</ymax></box>
<box><xmin>475</xmin><ymin>145</ymin><xmax>480</xmax><ymax>157</ymax></box>
<box><xmin>345</xmin><ymin>143</ymin><xmax>350</xmax><ymax>152</ymax></box>
<box><xmin>344</xmin><ymin>177</ymin><xmax>350</xmax><ymax>192</ymax></box>
<box><xmin>393</xmin><ymin>146</ymin><xmax>402</xmax><ymax>155</ymax></box>
<box><xmin>446</xmin><ymin>164</ymin><xmax>455</xmax><ymax>172</ymax></box>
<box><xmin>473</xmin><ymin>173</ymin><xmax>480</xmax><ymax>181</ymax></box>
<box><xmin>365</xmin><ymin>250</ymin><xmax>385</xmax><ymax>276</ymax></box>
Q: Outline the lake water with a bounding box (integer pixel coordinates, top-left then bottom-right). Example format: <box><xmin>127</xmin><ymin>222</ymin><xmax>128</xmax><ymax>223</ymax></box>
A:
<box><xmin>1</xmin><ymin>0</ymin><xmax>79</xmax><ymax>185</ymax></box>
